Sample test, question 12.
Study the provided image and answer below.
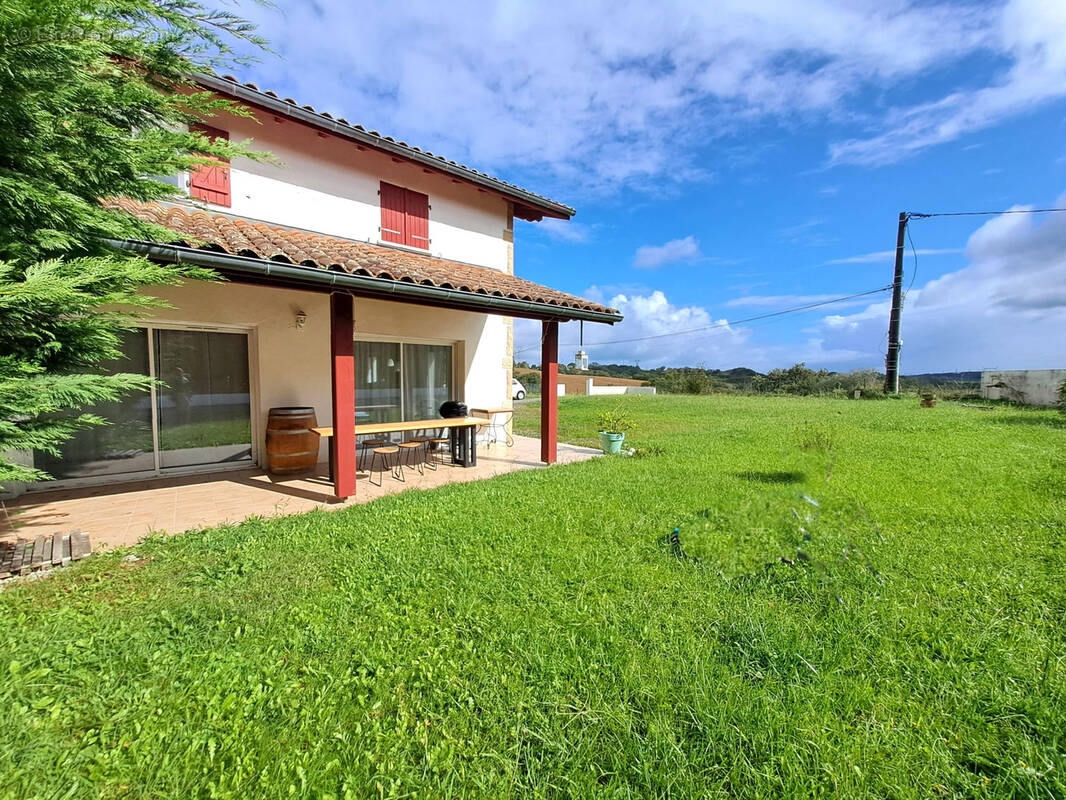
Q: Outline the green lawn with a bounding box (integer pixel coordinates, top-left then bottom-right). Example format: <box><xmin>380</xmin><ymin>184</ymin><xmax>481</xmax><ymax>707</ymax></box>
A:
<box><xmin>2</xmin><ymin>395</ymin><xmax>1064</xmax><ymax>799</ymax></box>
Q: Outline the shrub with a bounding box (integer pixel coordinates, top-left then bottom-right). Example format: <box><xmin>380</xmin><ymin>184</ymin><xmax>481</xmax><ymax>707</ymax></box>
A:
<box><xmin>517</xmin><ymin>371</ymin><xmax>541</xmax><ymax>395</ymax></box>
<box><xmin>648</xmin><ymin>368</ymin><xmax>730</xmax><ymax>395</ymax></box>
<box><xmin>799</xmin><ymin>424</ymin><xmax>835</xmax><ymax>454</ymax></box>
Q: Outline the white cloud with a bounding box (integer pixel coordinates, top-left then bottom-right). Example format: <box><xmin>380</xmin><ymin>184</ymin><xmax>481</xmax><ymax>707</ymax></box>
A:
<box><xmin>829</xmin><ymin>0</ymin><xmax>1066</xmax><ymax>166</ymax></box>
<box><xmin>824</xmin><ymin>248</ymin><xmax>963</xmax><ymax>265</ymax></box>
<box><xmin>633</xmin><ymin>236</ymin><xmax>702</xmax><ymax>269</ymax></box>
<box><xmin>515</xmin><ymin>290</ymin><xmax>763</xmax><ymax>368</ymax></box>
<box><xmin>811</xmin><ymin>200</ymin><xmax>1066</xmax><ymax>371</ymax></box>
<box><xmin>778</xmin><ymin>219</ymin><xmax>835</xmax><ymax>247</ymax></box>
<box><xmin>514</xmin><ymin>287</ymin><xmax>872</xmax><ymax>371</ymax></box>
<box><xmin>236</xmin><ymin>0</ymin><xmax>1037</xmax><ymax>189</ymax></box>
<box><xmin>532</xmin><ymin>218</ymin><xmax>595</xmax><ymax>243</ymax></box>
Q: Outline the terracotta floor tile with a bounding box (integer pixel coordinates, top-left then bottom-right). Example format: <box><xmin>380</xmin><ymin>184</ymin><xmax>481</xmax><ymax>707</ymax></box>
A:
<box><xmin>5</xmin><ymin>436</ymin><xmax>601</xmax><ymax>549</ymax></box>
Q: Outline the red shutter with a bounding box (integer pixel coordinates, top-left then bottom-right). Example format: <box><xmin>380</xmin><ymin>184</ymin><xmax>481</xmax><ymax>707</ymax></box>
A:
<box><xmin>190</xmin><ymin>124</ymin><xmax>231</xmax><ymax>207</ymax></box>
<box><xmin>379</xmin><ymin>182</ymin><xmax>407</xmax><ymax>244</ymax></box>
<box><xmin>404</xmin><ymin>189</ymin><xmax>430</xmax><ymax>249</ymax></box>
<box><xmin>380</xmin><ymin>182</ymin><xmax>430</xmax><ymax>249</ymax></box>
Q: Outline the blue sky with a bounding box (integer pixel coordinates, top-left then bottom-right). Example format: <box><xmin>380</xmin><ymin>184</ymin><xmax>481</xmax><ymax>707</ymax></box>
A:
<box><xmin>230</xmin><ymin>0</ymin><xmax>1066</xmax><ymax>373</ymax></box>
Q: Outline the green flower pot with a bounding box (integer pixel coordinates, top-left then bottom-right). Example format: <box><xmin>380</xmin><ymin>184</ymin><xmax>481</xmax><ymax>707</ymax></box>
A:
<box><xmin>599</xmin><ymin>431</ymin><xmax>626</xmax><ymax>454</ymax></box>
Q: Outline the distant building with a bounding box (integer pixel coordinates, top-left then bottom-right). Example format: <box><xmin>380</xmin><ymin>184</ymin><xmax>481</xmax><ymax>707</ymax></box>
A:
<box><xmin>980</xmin><ymin>370</ymin><xmax>1066</xmax><ymax>406</ymax></box>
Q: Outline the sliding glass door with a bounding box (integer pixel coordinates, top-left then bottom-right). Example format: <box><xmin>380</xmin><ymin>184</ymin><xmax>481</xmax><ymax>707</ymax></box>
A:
<box><xmin>35</xmin><ymin>326</ymin><xmax>252</xmax><ymax>486</ymax></box>
<box><xmin>155</xmin><ymin>329</ymin><xmax>252</xmax><ymax>469</ymax></box>
<box><xmin>355</xmin><ymin>339</ymin><xmax>454</xmax><ymax>423</ymax></box>
<box><xmin>35</xmin><ymin>330</ymin><xmax>156</xmax><ymax>481</ymax></box>
<box><xmin>354</xmin><ymin>341</ymin><xmax>402</xmax><ymax>424</ymax></box>
<box><xmin>402</xmin><ymin>343</ymin><xmax>453</xmax><ymax>420</ymax></box>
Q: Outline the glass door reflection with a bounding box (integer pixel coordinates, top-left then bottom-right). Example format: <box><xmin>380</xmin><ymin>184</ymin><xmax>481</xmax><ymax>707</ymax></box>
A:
<box><xmin>354</xmin><ymin>341</ymin><xmax>402</xmax><ymax>424</ymax></box>
<box><xmin>35</xmin><ymin>329</ymin><xmax>156</xmax><ymax>480</ymax></box>
<box><xmin>402</xmin><ymin>343</ymin><xmax>453</xmax><ymax>421</ymax></box>
<box><xmin>155</xmin><ymin>329</ymin><xmax>252</xmax><ymax>469</ymax></box>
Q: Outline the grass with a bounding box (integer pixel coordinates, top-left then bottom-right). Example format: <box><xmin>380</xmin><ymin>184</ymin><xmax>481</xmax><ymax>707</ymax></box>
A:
<box><xmin>2</xmin><ymin>395</ymin><xmax>1064</xmax><ymax>799</ymax></box>
<box><xmin>159</xmin><ymin>417</ymin><xmax>252</xmax><ymax>450</ymax></box>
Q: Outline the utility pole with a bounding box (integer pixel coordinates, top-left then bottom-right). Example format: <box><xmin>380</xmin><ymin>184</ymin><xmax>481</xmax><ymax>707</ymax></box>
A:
<box><xmin>884</xmin><ymin>211</ymin><xmax>909</xmax><ymax>394</ymax></box>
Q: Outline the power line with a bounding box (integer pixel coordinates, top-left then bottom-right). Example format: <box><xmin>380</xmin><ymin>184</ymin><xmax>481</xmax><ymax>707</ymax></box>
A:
<box><xmin>904</xmin><ymin>224</ymin><xmax>919</xmax><ymax>299</ymax></box>
<box><xmin>515</xmin><ymin>285</ymin><xmax>892</xmax><ymax>354</ymax></box>
<box><xmin>903</xmin><ymin>205</ymin><xmax>1066</xmax><ymax>291</ymax></box>
<box><xmin>910</xmin><ymin>207</ymin><xmax>1066</xmax><ymax>219</ymax></box>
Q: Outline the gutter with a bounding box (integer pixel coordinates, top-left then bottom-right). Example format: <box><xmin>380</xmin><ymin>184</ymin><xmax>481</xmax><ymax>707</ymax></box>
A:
<box><xmin>194</xmin><ymin>73</ymin><xmax>574</xmax><ymax>221</ymax></box>
<box><xmin>112</xmin><ymin>239</ymin><xmax>623</xmax><ymax>325</ymax></box>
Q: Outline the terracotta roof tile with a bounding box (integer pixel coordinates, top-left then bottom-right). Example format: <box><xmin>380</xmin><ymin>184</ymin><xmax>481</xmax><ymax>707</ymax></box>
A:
<box><xmin>109</xmin><ymin>200</ymin><xmax>618</xmax><ymax>316</ymax></box>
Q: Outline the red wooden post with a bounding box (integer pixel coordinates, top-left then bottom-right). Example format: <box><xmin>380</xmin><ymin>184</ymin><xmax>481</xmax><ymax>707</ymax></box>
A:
<box><xmin>541</xmin><ymin>319</ymin><xmax>559</xmax><ymax>464</ymax></box>
<box><xmin>330</xmin><ymin>292</ymin><xmax>356</xmax><ymax>499</ymax></box>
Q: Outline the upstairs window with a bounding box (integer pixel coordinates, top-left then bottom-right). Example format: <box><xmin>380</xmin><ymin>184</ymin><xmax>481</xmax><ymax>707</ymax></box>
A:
<box><xmin>379</xmin><ymin>182</ymin><xmax>429</xmax><ymax>249</ymax></box>
<box><xmin>189</xmin><ymin>124</ymin><xmax>231</xmax><ymax>207</ymax></box>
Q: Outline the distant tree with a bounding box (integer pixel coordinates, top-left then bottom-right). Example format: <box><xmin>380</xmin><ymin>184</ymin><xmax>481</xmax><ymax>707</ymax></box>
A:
<box><xmin>0</xmin><ymin>0</ymin><xmax>267</xmax><ymax>486</ymax></box>
<box><xmin>752</xmin><ymin>363</ymin><xmax>833</xmax><ymax>395</ymax></box>
<box><xmin>647</xmin><ymin>367</ymin><xmax>733</xmax><ymax>395</ymax></box>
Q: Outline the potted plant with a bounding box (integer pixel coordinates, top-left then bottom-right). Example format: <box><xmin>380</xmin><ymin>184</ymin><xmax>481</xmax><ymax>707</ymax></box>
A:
<box><xmin>597</xmin><ymin>405</ymin><xmax>634</xmax><ymax>454</ymax></box>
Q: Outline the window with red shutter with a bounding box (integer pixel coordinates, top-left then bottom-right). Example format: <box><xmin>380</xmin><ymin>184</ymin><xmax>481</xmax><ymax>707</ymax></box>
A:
<box><xmin>189</xmin><ymin>124</ymin><xmax>231</xmax><ymax>207</ymax></box>
<box><xmin>404</xmin><ymin>189</ymin><xmax>430</xmax><ymax>249</ymax></box>
<box><xmin>379</xmin><ymin>181</ymin><xmax>407</xmax><ymax>245</ymax></box>
<box><xmin>379</xmin><ymin>182</ymin><xmax>430</xmax><ymax>249</ymax></box>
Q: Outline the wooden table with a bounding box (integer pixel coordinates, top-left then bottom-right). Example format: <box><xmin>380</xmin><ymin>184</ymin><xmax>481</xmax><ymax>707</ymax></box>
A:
<box><xmin>471</xmin><ymin>407</ymin><xmax>514</xmax><ymax>447</ymax></box>
<box><xmin>313</xmin><ymin>416</ymin><xmax>487</xmax><ymax>476</ymax></box>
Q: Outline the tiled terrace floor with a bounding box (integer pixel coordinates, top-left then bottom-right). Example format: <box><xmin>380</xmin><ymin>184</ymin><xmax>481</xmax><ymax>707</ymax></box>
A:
<box><xmin>1</xmin><ymin>435</ymin><xmax>600</xmax><ymax>550</ymax></box>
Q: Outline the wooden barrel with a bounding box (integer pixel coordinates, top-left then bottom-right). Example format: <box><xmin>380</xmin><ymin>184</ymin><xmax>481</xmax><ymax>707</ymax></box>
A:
<box><xmin>265</xmin><ymin>407</ymin><xmax>319</xmax><ymax>474</ymax></box>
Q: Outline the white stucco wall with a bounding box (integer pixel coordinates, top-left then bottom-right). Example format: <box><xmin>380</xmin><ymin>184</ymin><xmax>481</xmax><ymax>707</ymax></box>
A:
<box><xmin>980</xmin><ymin>369</ymin><xmax>1066</xmax><ymax>406</ymax></box>
<box><xmin>584</xmin><ymin>380</ymin><xmax>657</xmax><ymax>396</ymax></box>
<box><xmin>146</xmin><ymin>280</ymin><xmax>510</xmax><ymax>465</ymax></box>
<box><xmin>1</xmin><ymin>280</ymin><xmax>511</xmax><ymax>497</ymax></box>
<box><xmin>189</xmin><ymin>108</ymin><xmax>512</xmax><ymax>271</ymax></box>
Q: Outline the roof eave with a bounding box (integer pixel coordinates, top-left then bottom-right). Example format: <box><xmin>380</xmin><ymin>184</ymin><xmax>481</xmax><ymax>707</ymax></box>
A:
<box><xmin>193</xmin><ymin>73</ymin><xmax>574</xmax><ymax>222</ymax></box>
<box><xmin>113</xmin><ymin>239</ymin><xmax>622</xmax><ymax>324</ymax></box>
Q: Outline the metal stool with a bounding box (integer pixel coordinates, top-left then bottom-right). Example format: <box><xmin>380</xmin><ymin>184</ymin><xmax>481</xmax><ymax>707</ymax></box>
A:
<box><xmin>360</xmin><ymin>437</ymin><xmax>387</xmax><ymax>464</ymax></box>
<box><xmin>410</xmin><ymin>433</ymin><xmax>437</xmax><ymax>469</ymax></box>
<box><xmin>430</xmin><ymin>436</ymin><xmax>452</xmax><ymax>468</ymax></box>
<box><xmin>397</xmin><ymin>441</ymin><xmax>426</xmax><ymax>476</ymax></box>
<box><xmin>367</xmin><ymin>445</ymin><xmax>400</xmax><ymax>486</ymax></box>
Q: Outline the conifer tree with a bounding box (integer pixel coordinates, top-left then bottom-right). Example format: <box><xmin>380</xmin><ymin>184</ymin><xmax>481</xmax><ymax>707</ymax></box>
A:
<box><xmin>0</xmin><ymin>0</ymin><xmax>266</xmax><ymax>485</ymax></box>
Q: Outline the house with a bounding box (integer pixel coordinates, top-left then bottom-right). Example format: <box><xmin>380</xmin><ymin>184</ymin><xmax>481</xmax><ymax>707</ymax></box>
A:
<box><xmin>12</xmin><ymin>74</ymin><xmax>621</xmax><ymax>501</ymax></box>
